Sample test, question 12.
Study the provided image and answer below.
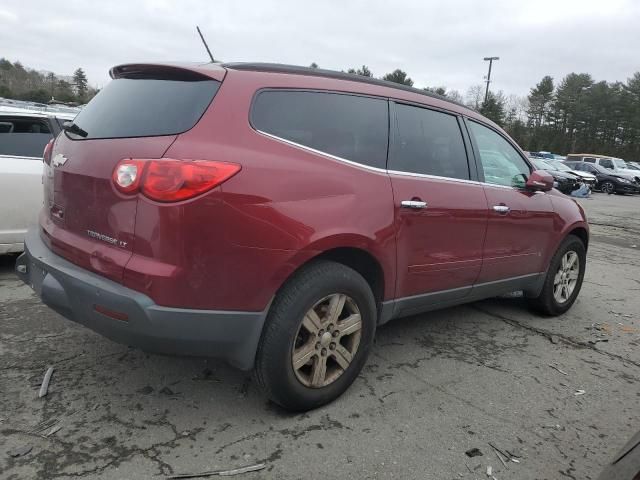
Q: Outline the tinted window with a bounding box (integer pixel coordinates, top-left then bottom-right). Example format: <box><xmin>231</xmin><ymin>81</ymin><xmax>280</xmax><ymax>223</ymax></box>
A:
<box><xmin>584</xmin><ymin>157</ymin><xmax>596</xmax><ymax>163</ymax></box>
<box><xmin>390</xmin><ymin>103</ymin><xmax>469</xmax><ymax>179</ymax></box>
<box><xmin>252</xmin><ymin>90</ymin><xmax>388</xmax><ymax>169</ymax></box>
<box><xmin>70</xmin><ymin>77</ymin><xmax>220</xmax><ymax>139</ymax></box>
<box><xmin>468</xmin><ymin>121</ymin><xmax>530</xmax><ymax>187</ymax></box>
<box><xmin>0</xmin><ymin>118</ymin><xmax>52</xmax><ymax>157</ymax></box>
<box><xmin>599</xmin><ymin>158</ymin><xmax>613</xmax><ymax>169</ymax></box>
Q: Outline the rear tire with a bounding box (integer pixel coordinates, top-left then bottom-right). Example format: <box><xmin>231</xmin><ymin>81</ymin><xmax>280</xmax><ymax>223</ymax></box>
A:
<box><xmin>528</xmin><ymin>235</ymin><xmax>586</xmax><ymax>316</ymax></box>
<box><xmin>254</xmin><ymin>260</ymin><xmax>377</xmax><ymax>411</ymax></box>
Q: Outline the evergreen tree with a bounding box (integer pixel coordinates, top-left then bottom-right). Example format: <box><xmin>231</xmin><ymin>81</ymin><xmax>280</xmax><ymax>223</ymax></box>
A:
<box><xmin>73</xmin><ymin>68</ymin><xmax>88</xmax><ymax>102</ymax></box>
<box><xmin>382</xmin><ymin>69</ymin><xmax>413</xmax><ymax>86</ymax></box>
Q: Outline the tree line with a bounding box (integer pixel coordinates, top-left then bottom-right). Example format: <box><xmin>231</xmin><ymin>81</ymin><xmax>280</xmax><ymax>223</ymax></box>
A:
<box><xmin>0</xmin><ymin>58</ymin><xmax>97</xmax><ymax>105</ymax></box>
<box><xmin>313</xmin><ymin>62</ymin><xmax>640</xmax><ymax>161</ymax></box>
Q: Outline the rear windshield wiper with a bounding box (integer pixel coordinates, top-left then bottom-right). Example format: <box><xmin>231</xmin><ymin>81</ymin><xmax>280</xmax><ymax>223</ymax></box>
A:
<box><xmin>63</xmin><ymin>121</ymin><xmax>88</xmax><ymax>138</ymax></box>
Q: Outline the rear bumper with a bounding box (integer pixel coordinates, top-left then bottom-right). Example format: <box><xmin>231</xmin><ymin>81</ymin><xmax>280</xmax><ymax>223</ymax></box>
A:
<box><xmin>16</xmin><ymin>228</ymin><xmax>269</xmax><ymax>370</ymax></box>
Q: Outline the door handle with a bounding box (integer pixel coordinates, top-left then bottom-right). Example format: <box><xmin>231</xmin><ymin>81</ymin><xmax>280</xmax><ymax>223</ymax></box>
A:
<box><xmin>492</xmin><ymin>205</ymin><xmax>510</xmax><ymax>214</ymax></box>
<box><xmin>401</xmin><ymin>200</ymin><xmax>428</xmax><ymax>209</ymax></box>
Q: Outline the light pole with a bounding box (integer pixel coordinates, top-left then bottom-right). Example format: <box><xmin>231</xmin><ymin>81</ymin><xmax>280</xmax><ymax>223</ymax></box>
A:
<box><xmin>483</xmin><ymin>56</ymin><xmax>499</xmax><ymax>104</ymax></box>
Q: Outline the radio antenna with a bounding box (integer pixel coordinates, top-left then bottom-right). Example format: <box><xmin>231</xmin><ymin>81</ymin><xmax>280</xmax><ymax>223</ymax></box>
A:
<box><xmin>196</xmin><ymin>26</ymin><xmax>215</xmax><ymax>62</ymax></box>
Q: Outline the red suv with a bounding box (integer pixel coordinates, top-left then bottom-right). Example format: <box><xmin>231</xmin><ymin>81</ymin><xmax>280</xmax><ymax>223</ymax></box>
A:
<box><xmin>16</xmin><ymin>62</ymin><xmax>589</xmax><ymax>411</ymax></box>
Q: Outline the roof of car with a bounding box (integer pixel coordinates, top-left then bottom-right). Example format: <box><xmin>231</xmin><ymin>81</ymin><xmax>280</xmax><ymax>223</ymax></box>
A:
<box><xmin>566</xmin><ymin>153</ymin><xmax>611</xmax><ymax>158</ymax></box>
<box><xmin>108</xmin><ymin>61</ymin><xmax>498</xmax><ymax>132</ymax></box>
<box><xmin>222</xmin><ymin>62</ymin><xmax>467</xmax><ymax>108</ymax></box>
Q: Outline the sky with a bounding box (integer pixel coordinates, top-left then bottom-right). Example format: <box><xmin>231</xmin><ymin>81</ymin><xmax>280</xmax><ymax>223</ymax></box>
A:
<box><xmin>1</xmin><ymin>0</ymin><xmax>639</xmax><ymax>97</ymax></box>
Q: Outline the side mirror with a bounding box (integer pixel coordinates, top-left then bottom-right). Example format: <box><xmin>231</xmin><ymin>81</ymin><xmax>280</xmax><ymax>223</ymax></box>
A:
<box><xmin>525</xmin><ymin>170</ymin><xmax>554</xmax><ymax>192</ymax></box>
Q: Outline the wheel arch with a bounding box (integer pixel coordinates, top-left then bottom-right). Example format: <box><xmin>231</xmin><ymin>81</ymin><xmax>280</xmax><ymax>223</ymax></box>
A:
<box><xmin>568</xmin><ymin>226</ymin><xmax>589</xmax><ymax>252</ymax></box>
<box><xmin>269</xmin><ymin>235</ymin><xmax>394</xmax><ymax>311</ymax></box>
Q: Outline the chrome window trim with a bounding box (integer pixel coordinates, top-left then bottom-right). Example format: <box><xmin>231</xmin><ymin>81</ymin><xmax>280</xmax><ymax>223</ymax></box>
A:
<box><xmin>255</xmin><ymin>129</ymin><xmax>388</xmax><ymax>174</ymax></box>
<box><xmin>387</xmin><ymin>169</ymin><xmax>482</xmax><ymax>187</ymax></box>
<box><xmin>256</xmin><ymin>129</ymin><xmax>519</xmax><ymax>191</ymax></box>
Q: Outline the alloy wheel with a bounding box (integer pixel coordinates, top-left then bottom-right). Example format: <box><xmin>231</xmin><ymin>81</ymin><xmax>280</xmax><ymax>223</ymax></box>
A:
<box><xmin>291</xmin><ymin>294</ymin><xmax>362</xmax><ymax>388</ymax></box>
<box><xmin>601</xmin><ymin>182</ymin><xmax>614</xmax><ymax>194</ymax></box>
<box><xmin>553</xmin><ymin>251</ymin><xmax>580</xmax><ymax>304</ymax></box>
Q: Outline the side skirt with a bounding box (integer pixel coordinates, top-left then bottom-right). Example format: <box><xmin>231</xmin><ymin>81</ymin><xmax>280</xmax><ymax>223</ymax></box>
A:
<box><xmin>378</xmin><ymin>272</ymin><xmax>546</xmax><ymax>325</ymax></box>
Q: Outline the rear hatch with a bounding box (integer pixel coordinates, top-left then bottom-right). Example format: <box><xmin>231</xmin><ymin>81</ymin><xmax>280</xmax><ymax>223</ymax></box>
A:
<box><xmin>42</xmin><ymin>64</ymin><xmax>222</xmax><ymax>282</ymax></box>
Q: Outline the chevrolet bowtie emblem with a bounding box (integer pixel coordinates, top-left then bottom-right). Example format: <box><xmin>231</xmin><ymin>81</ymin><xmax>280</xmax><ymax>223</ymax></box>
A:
<box><xmin>52</xmin><ymin>154</ymin><xmax>68</xmax><ymax>168</ymax></box>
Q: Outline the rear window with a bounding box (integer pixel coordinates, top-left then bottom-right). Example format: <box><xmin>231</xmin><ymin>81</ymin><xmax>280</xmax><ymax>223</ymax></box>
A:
<box><xmin>69</xmin><ymin>77</ymin><xmax>220</xmax><ymax>139</ymax></box>
<box><xmin>0</xmin><ymin>118</ymin><xmax>52</xmax><ymax>158</ymax></box>
<box><xmin>390</xmin><ymin>103</ymin><xmax>469</xmax><ymax>180</ymax></box>
<box><xmin>251</xmin><ymin>90</ymin><xmax>389</xmax><ymax>169</ymax></box>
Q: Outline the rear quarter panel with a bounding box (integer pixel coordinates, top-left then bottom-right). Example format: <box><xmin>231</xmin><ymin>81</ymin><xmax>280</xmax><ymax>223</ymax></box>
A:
<box><xmin>143</xmin><ymin>69</ymin><xmax>397</xmax><ymax>310</ymax></box>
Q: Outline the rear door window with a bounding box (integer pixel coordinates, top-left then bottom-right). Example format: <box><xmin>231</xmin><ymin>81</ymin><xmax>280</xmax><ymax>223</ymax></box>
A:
<box><xmin>0</xmin><ymin>117</ymin><xmax>53</xmax><ymax>158</ymax></box>
<box><xmin>251</xmin><ymin>90</ymin><xmax>389</xmax><ymax>169</ymax></box>
<box><xmin>468</xmin><ymin>121</ymin><xmax>530</xmax><ymax>188</ymax></box>
<box><xmin>69</xmin><ymin>76</ymin><xmax>220</xmax><ymax>139</ymax></box>
<box><xmin>389</xmin><ymin>103</ymin><xmax>469</xmax><ymax>179</ymax></box>
<box><xmin>599</xmin><ymin>158</ymin><xmax>614</xmax><ymax>169</ymax></box>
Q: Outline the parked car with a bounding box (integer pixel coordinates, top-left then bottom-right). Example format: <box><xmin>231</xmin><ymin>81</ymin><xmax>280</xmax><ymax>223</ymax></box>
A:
<box><xmin>545</xmin><ymin>159</ymin><xmax>597</xmax><ymax>187</ymax></box>
<box><xmin>565</xmin><ymin>161</ymin><xmax>639</xmax><ymax>194</ymax></box>
<box><xmin>627</xmin><ymin>161</ymin><xmax>640</xmax><ymax>169</ymax></box>
<box><xmin>0</xmin><ymin>107</ymin><xmax>76</xmax><ymax>254</ymax></box>
<box><xmin>566</xmin><ymin>154</ymin><xmax>640</xmax><ymax>183</ymax></box>
<box><xmin>529</xmin><ymin>158</ymin><xmax>582</xmax><ymax>194</ymax></box>
<box><xmin>16</xmin><ymin>62</ymin><xmax>589</xmax><ymax>411</ymax></box>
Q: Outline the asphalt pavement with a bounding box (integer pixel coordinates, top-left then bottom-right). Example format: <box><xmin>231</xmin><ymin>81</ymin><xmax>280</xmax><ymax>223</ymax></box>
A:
<box><xmin>1</xmin><ymin>192</ymin><xmax>639</xmax><ymax>480</ymax></box>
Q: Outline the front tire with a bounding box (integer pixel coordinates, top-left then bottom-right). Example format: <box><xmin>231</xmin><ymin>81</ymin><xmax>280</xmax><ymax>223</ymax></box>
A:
<box><xmin>528</xmin><ymin>235</ymin><xmax>586</xmax><ymax>316</ymax></box>
<box><xmin>254</xmin><ymin>260</ymin><xmax>377</xmax><ymax>411</ymax></box>
<box><xmin>600</xmin><ymin>181</ymin><xmax>615</xmax><ymax>195</ymax></box>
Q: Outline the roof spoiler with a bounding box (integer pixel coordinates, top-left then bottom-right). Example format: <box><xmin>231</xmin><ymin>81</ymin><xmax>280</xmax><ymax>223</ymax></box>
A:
<box><xmin>110</xmin><ymin>63</ymin><xmax>220</xmax><ymax>81</ymax></box>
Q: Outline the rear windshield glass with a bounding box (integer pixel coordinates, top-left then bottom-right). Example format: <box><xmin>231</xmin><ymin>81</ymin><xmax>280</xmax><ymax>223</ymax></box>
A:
<box><xmin>69</xmin><ymin>77</ymin><xmax>220</xmax><ymax>139</ymax></box>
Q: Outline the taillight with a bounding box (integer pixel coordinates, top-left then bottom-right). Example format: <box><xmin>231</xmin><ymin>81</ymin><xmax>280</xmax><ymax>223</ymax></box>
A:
<box><xmin>43</xmin><ymin>139</ymin><xmax>54</xmax><ymax>165</ymax></box>
<box><xmin>112</xmin><ymin>158</ymin><xmax>241</xmax><ymax>202</ymax></box>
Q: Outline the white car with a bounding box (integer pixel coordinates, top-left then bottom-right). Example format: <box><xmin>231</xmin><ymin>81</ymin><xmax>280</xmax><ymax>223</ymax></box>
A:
<box><xmin>0</xmin><ymin>107</ymin><xmax>77</xmax><ymax>253</ymax></box>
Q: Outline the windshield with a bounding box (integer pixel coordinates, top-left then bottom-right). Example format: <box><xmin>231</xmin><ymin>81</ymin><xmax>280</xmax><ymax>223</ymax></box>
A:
<box><xmin>549</xmin><ymin>160</ymin><xmax>571</xmax><ymax>171</ymax></box>
<box><xmin>593</xmin><ymin>164</ymin><xmax>613</xmax><ymax>174</ymax></box>
<box><xmin>613</xmin><ymin>158</ymin><xmax>628</xmax><ymax>169</ymax></box>
<box><xmin>532</xmin><ymin>159</ymin><xmax>555</xmax><ymax>171</ymax></box>
<box><xmin>69</xmin><ymin>77</ymin><xmax>220</xmax><ymax>139</ymax></box>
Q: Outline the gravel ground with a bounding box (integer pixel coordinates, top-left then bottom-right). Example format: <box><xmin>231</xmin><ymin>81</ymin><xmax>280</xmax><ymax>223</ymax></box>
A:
<box><xmin>1</xmin><ymin>192</ymin><xmax>639</xmax><ymax>480</ymax></box>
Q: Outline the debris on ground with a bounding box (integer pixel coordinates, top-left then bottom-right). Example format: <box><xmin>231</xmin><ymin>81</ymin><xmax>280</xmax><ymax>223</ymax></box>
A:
<box><xmin>549</xmin><ymin>335</ymin><xmax>560</xmax><ymax>344</ymax></box>
<box><xmin>167</xmin><ymin>463</ymin><xmax>266</xmax><ymax>479</ymax></box>
<box><xmin>542</xmin><ymin>424</ymin><xmax>563</xmax><ymax>430</ymax></box>
<box><xmin>548</xmin><ymin>364</ymin><xmax>568</xmax><ymax>375</ymax></box>
<box><xmin>574</xmin><ymin>389</ymin><xmax>586</xmax><ymax>396</ymax></box>
<box><xmin>488</xmin><ymin>443</ymin><xmax>510</xmax><ymax>468</ymax></box>
<box><xmin>486</xmin><ymin>465</ymin><xmax>492</xmax><ymax>476</ymax></box>
<box><xmin>160</xmin><ymin>386</ymin><xmax>176</xmax><ymax>395</ymax></box>
<box><xmin>38</xmin><ymin>366</ymin><xmax>54</xmax><ymax>398</ymax></box>
<box><xmin>8</xmin><ymin>444</ymin><xmax>32</xmax><ymax>457</ymax></box>
<box><xmin>44</xmin><ymin>424</ymin><xmax>62</xmax><ymax>437</ymax></box>
<box><xmin>465</xmin><ymin>447</ymin><xmax>483</xmax><ymax>457</ymax></box>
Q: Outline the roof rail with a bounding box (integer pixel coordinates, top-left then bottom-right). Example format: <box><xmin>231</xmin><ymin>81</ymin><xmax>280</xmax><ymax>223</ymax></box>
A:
<box><xmin>222</xmin><ymin>62</ymin><xmax>468</xmax><ymax>109</ymax></box>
